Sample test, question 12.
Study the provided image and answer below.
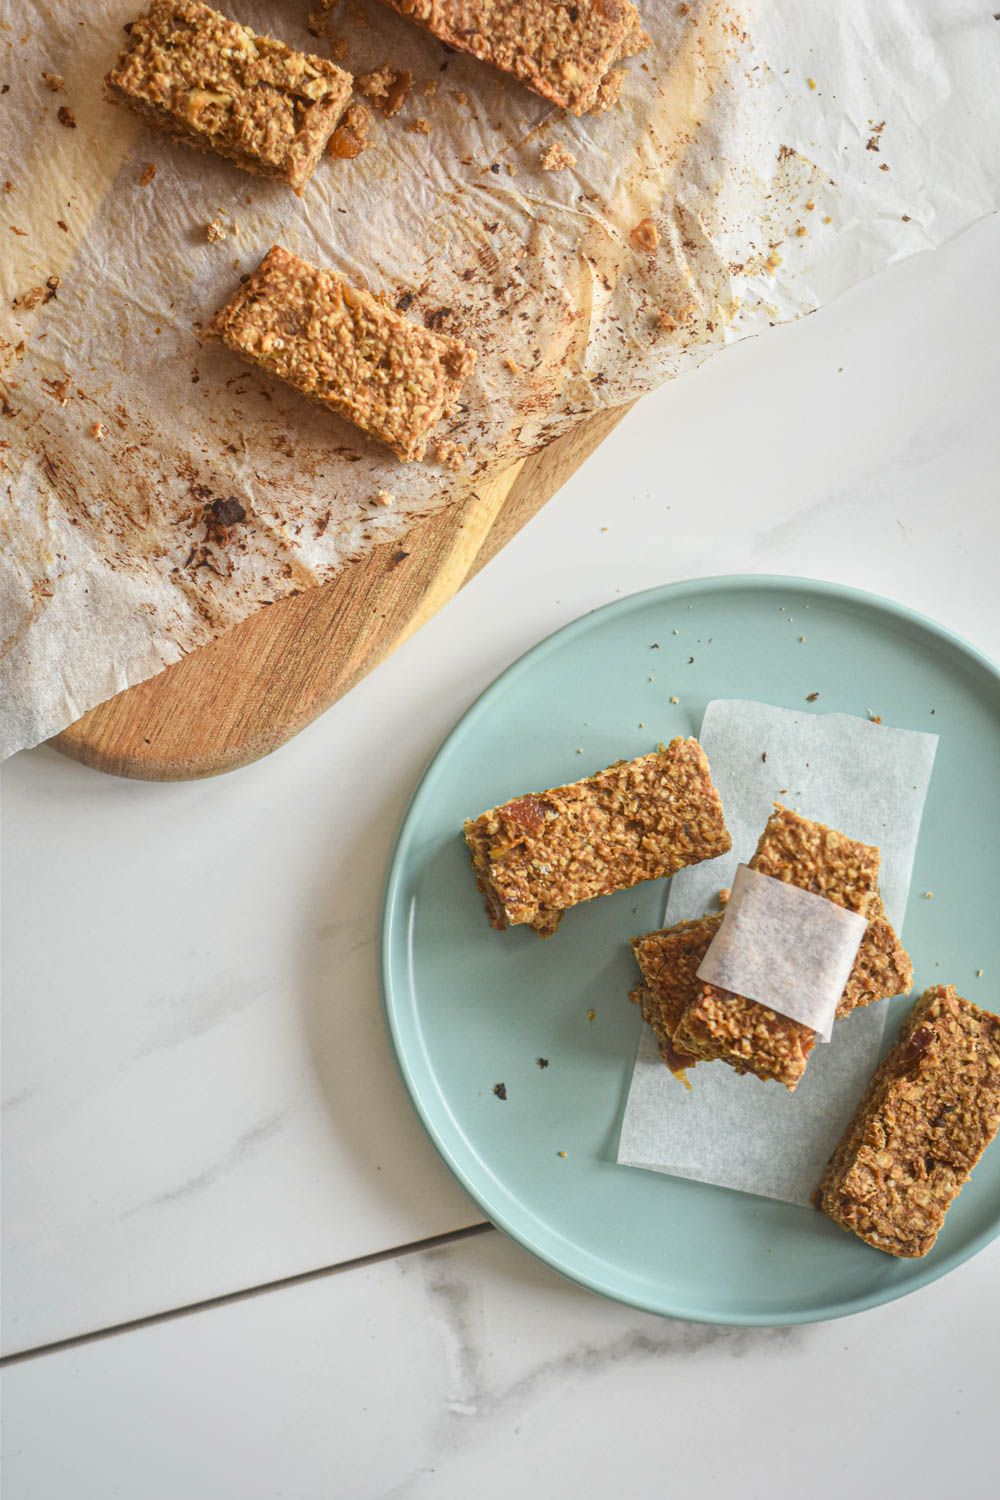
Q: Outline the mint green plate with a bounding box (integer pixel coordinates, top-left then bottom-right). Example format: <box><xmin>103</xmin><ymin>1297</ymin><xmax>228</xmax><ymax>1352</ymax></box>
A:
<box><xmin>382</xmin><ymin>576</ymin><xmax>1000</xmax><ymax>1323</ymax></box>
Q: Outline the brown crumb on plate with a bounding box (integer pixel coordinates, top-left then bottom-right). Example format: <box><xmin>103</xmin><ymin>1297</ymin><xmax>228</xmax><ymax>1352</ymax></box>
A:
<box><xmin>540</xmin><ymin>141</ymin><xmax>576</xmax><ymax>172</ymax></box>
<box><xmin>357</xmin><ymin>64</ymin><xmax>412</xmax><ymax>117</ymax></box>
<box><xmin>630</xmin><ymin>216</ymin><xmax>659</xmax><ymax>252</ymax></box>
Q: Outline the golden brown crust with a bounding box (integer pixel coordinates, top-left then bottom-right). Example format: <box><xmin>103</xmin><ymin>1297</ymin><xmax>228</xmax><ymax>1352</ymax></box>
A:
<box><xmin>671</xmin><ymin>807</ymin><xmax>884</xmax><ymax>1089</ymax></box>
<box><xmin>105</xmin><ymin>1</ymin><xmax>353</xmax><ymax>193</ymax></box>
<box><xmin>464</xmin><ymin>738</ymin><xmax>731</xmax><ymax>936</ymax></box>
<box><xmin>816</xmin><ymin>986</ymin><xmax>1000</xmax><ymax>1257</ymax></box>
<box><xmin>209</xmin><ymin>246</ymin><xmax>476</xmax><ymax>462</ymax></box>
<box><xmin>379</xmin><ymin>0</ymin><xmax>650</xmax><ymax>115</ymax></box>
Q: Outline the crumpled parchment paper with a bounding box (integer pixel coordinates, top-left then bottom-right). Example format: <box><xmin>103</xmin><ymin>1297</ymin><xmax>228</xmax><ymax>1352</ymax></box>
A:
<box><xmin>2</xmin><ymin>0</ymin><xmax>998</xmax><ymax>759</ymax></box>
<box><xmin>617</xmin><ymin>699</ymin><xmax>938</xmax><ymax>1208</ymax></box>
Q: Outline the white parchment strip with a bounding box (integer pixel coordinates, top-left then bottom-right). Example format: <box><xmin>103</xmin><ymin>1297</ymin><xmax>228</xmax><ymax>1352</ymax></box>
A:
<box><xmin>2</xmin><ymin>2</ymin><xmax>999</xmax><ymax>758</ymax></box>
<box><xmin>697</xmin><ymin>866</ymin><xmax>867</xmax><ymax>1041</ymax></box>
<box><xmin>617</xmin><ymin>700</ymin><xmax>938</xmax><ymax>1207</ymax></box>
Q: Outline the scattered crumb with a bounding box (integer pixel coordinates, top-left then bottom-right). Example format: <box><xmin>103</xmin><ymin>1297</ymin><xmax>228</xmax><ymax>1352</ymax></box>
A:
<box><xmin>669</xmin><ymin>695</ymin><xmax>679</xmax><ymax>704</ymax></box>
<box><xmin>717</xmin><ymin>886</ymin><xmax>731</xmax><ymax>906</ymax></box>
<box><xmin>805</xmin><ymin>200</ymin><xmax>815</xmax><ymax>211</ymax></box>
<box><xmin>629</xmin><ymin>217</ymin><xmax>659</xmax><ymax>253</ymax></box>
<box><xmin>373</xmin><ymin>488</ymin><xmax>395</xmax><ymax>506</ymax></box>
<box><xmin>867</xmin><ymin>709</ymin><xmax>882</xmax><ymax>724</ymax></box>
<box><xmin>575</xmin><ymin>747</ymin><xmax>583</xmax><ymax>754</ymax></box>
<box><xmin>976</xmin><ymin>969</ymin><xmax>985</xmax><ymax>978</ymax></box>
<box><xmin>557</xmin><ymin>1150</ymin><xmax>568</xmax><ymax>1159</ymax></box>
<box><xmin>12</xmin><ymin>275</ymin><xmax>60</xmax><ymax>312</ymax></box>
<box><xmin>537</xmin><ymin>1057</ymin><xmax>549</xmax><ymax>1069</ymax></box>
<box><xmin>638</xmin><ymin>721</ymin><xmax>646</xmax><ymax>729</ymax></box>
<box><xmin>56</xmin><ymin>218</ymin><xmax>68</xmax><ymax>231</ymax></box>
<box><xmin>434</xmin><ymin>438</ymin><xmax>467</xmax><ymax>471</ymax></box>
<box><xmin>88</xmin><ymin>419</ymin><xmax>106</xmax><ymax>441</ymax></box>
<box><xmin>502</xmin><ymin>356</ymin><xmax>520</xmax><ymax>374</ymax></box>
<box><xmin>765</xmin><ymin>251</ymin><xmax>782</xmax><ymax>272</ymax></box>
<box><xmin>205</xmin><ymin>218</ymin><xmax>226</xmax><ymax>242</ymax></box>
<box><xmin>406</xmin><ymin>116</ymin><xmax>431</xmax><ymax>135</ymax></box>
<box><xmin>798</xmin><ymin>635</ymin><xmax>806</xmax><ymax>642</ymax></box>
<box><xmin>806</xmin><ymin>691</ymin><xmax>819</xmax><ymax>702</ymax></box>
<box><xmin>453</xmin><ymin>89</ymin><xmax>469</xmax><ymax>106</ymax></box>
<box><xmin>56</xmin><ymin>105</ymin><xmax>76</xmax><ymax>128</ymax></box>
<box><xmin>866</xmin><ymin>121</ymin><xmax>886</xmax><ymax>152</ymax></box>
<box><xmin>923</xmin><ymin>891</ymin><xmax>934</xmax><ymax>900</ymax></box>
<box><xmin>586</xmin><ymin>1009</ymin><xmax>596</xmax><ymax>1023</ymax></box>
<box><xmin>41</xmin><ymin>71</ymin><xmax>64</xmax><ymax>92</ymax></box>
<box><xmin>540</xmin><ymin>141</ymin><xmax>576</xmax><ymax>172</ymax></box>
<box><xmin>795</xmin><ymin>224</ymin><xmax>808</xmax><ymax>237</ymax></box>
<box><xmin>422</xmin><ymin>79</ymin><xmax>437</xmax><ymax>97</ymax></box>
<box><xmin>761</xmin><ymin>751</ymin><xmax>767</xmax><ymax>762</ymax></box>
<box><xmin>357</xmin><ymin>65</ymin><xmax>413</xmax><ymax>118</ymax></box>
<box><xmin>600</xmin><ymin>526</ymin><xmax>609</xmax><ymax>533</ymax></box>
<box><xmin>823</xmin><ymin>214</ymin><xmax>832</xmax><ymax>224</ymax></box>
<box><xmin>807</xmin><ymin>76</ymin><xmax>816</xmax><ymax>89</ymax></box>
<box><xmin>504</xmin><ymin>161</ymin><xmax>517</xmax><ymax>177</ymax></box>
<box><xmin>902</xmin><ymin>213</ymin><xmax>911</xmax><ymax>223</ymax></box>
<box><xmin>139</xmin><ymin>161</ymin><xmax>157</xmax><ymax>187</ymax></box>
<box><xmin>671</xmin><ymin>628</ymin><xmax>678</xmax><ymax>635</ymax></box>
<box><xmin>2</xmin><ymin>180</ymin><xmax>13</xmax><ymax>195</ymax></box>
<box><xmin>329</xmin><ymin>102</ymin><xmax>371</xmax><ymax>159</ymax></box>
<box><xmin>493</xmin><ymin>1082</ymin><xmax>507</xmax><ymax>1101</ymax></box>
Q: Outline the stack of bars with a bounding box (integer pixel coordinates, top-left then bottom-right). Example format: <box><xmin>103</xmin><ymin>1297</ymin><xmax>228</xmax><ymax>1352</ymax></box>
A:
<box><xmin>630</xmin><ymin>805</ymin><xmax>913</xmax><ymax>1090</ymax></box>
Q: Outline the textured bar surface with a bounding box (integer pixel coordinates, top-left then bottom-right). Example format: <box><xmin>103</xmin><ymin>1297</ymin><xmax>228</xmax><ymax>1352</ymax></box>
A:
<box><xmin>380</xmin><ymin>0</ymin><xmax>649</xmax><ymax>114</ymax></box>
<box><xmin>209</xmin><ymin>246</ymin><xmax>476</xmax><ymax>460</ymax></box>
<box><xmin>669</xmin><ymin>807</ymin><xmax>888</xmax><ymax>1089</ymax></box>
<box><xmin>816</xmin><ymin>985</ymin><xmax>1000</xmax><ymax>1257</ymax></box>
<box><xmin>633</xmin><ymin>895</ymin><xmax>912</xmax><ymax>1084</ymax></box>
<box><xmin>106</xmin><ymin>0</ymin><xmax>353</xmax><ymax>191</ymax></box>
<box><xmin>464</xmin><ymin>738</ymin><xmax>730</xmax><ymax>937</ymax></box>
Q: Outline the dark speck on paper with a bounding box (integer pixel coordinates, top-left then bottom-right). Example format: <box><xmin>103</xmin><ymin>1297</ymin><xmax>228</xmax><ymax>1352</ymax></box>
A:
<box><xmin>806</xmin><ymin>691</ymin><xmax>819</xmax><ymax>702</ymax></box>
<box><xmin>493</xmin><ymin>1082</ymin><xmax>507</xmax><ymax>1100</ymax></box>
<box><xmin>537</xmin><ymin>1057</ymin><xmax>549</xmax><ymax>1069</ymax></box>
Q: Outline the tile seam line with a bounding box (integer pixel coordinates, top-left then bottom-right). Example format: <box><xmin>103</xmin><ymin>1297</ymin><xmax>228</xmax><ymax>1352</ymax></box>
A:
<box><xmin>0</xmin><ymin>1220</ymin><xmax>493</xmax><ymax>1367</ymax></box>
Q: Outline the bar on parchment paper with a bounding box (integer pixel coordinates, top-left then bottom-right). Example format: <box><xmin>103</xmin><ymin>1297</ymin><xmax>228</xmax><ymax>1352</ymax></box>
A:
<box><xmin>632</xmin><ymin>895</ymin><xmax>913</xmax><ymax>1086</ymax></box>
<box><xmin>379</xmin><ymin>0</ymin><xmax>650</xmax><ymax>115</ymax></box>
<box><xmin>105</xmin><ymin>0</ymin><xmax>353</xmax><ymax>192</ymax></box>
<box><xmin>209</xmin><ymin>246</ymin><xmax>476</xmax><ymax>461</ymax></box>
<box><xmin>668</xmin><ymin>806</ymin><xmax>899</xmax><ymax>1089</ymax></box>
<box><xmin>464</xmin><ymin>737</ymin><xmax>731</xmax><ymax>938</ymax></box>
<box><xmin>816</xmin><ymin>985</ymin><xmax>1000</xmax><ymax>1257</ymax></box>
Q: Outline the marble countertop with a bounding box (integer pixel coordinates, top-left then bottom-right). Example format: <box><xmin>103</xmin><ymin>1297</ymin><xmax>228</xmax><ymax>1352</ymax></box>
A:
<box><xmin>3</xmin><ymin>213</ymin><xmax>999</xmax><ymax>1498</ymax></box>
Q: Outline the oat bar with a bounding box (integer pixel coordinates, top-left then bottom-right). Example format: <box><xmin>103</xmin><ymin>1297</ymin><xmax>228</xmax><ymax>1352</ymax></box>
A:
<box><xmin>105</xmin><ymin>0</ymin><xmax>353</xmax><ymax>193</ymax></box>
<box><xmin>632</xmin><ymin>896</ymin><xmax>912</xmax><ymax>1085</ymax></box>
<box><xmin>464</xmin><ymin>738</ymin><xmax>731</xmax><ymax>938</ymax></box>
<box><xmin>816</xmin><ymin>986</ymin><xmax>1000</xmax><ymax>1257</ymax></box>
<box><xmin>379</xmin><ymin>0</ymin><xmax>650</xmax><ymax>115</ymax></box>
<box><xmin>671</xmin><ymin>807</ymin><xmax>891</xmax><ymax>1089</ymax></box>
<box><xmin>209</xmin><ymin>246</ymin><xmax>476</xmax><ymax>461</ymax></box>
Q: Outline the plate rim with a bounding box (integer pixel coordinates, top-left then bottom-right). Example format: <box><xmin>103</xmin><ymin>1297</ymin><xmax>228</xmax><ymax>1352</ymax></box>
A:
<box><xmin>381</xmin><ymin>573</ymin><xmax>1000</xmax><ymax>1325</ymax></box>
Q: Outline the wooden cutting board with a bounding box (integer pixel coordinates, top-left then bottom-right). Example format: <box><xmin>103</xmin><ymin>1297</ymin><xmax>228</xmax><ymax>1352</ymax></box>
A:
<box><xmin>51</xmin><ymin>405</ymin><xmax>631</xmax><ymax>780</ymax></box>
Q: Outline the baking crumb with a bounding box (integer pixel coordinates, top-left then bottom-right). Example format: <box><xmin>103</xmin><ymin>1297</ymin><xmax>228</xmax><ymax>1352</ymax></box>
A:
<box><xmin>806</xmin><ymin>691</ymin><xmax>819</xmax><ymax>702</ymax></box>
<box><xmin>765</xmin><ymin>251</ymin><xmax>782</xmax><ymax>272</ymax></box>
<box><xmin>205</xmin><ymin>218</ymin><xmax>226</xmax><ymax>242</ymax></box>
<box><xmin>867</xmin><ymin>709</ymin><xmax>882</xmax><ymax>724</ymax></box>
<box><xmin>493</xmin><ymin>1082</ymin><xmax>507</xmax><ymax>1100</ymax></box>
<box><xmin>823</xmin><ymin>214</ymin><xmax>832</xmax><ymax>224</ymax></box>
<box><xmin>976</xmin><ymin>969</ymin><xmax>985</xmax><ymax>978</ymax></box>
<box><xmin>718</xmin><ymin>886</ymin><xmax>731</xmax><ymax>906</ymax></box>
<box><xmin>671</xmin><ymin>628</ymin><xmax>678</xmax><ymax>635</ymax></box>
<box><xmin>329</xmin><ymin>102</ymin><xmax>371</xmax><ymax>159</ymax></box>
<box><xmin>629</xmin><ymin>217</ymin><xmax>659</xmax><ymax>252</ymax></box>
<box><xmin>537</xmin><ymin>1057</ymin><xmax>549</xmax><ymax>1069</ymax></box>
<box><xmin>502</xmin><ymin>356</ymin><xmax>520</xmax><ymax>374</ymax></box>
<box><xmin>798</xmin><ymin>635</ymin><xmax>806</xmax><ymax>642</ymax></box>
<box><xmin>575</xmin><ymin>747</ymin><xmax>583</xmax><ymax>754</ymax></box>
<box><xmin>12</xmin><ymin>275</ymin><xmax>60</xmax><ymax>312</ymax></box>
<box><xmin>599</xmin><ymin>526</ymin><xmax>609</xmax><ymax>533</ymax></box>
<box><xmin>373</xmin><ymin>489</ymin><xmax>395</xmax><ymax>506</ymax></box>
<box><xmin>805</xmin><ymin>200</ymin><xmax>815</xmax><ymax>211</ymax></box>
<box><xmin>41</xmin><ymin>71</ymin><xmax>64</xmax><ymax>92</ymax></box>
<box><xmin>902</xmin><ymin>213</ymin><xmax>911</xmax><ymax>222</ymax></box>
<box><xmin>586</xmin><ymin>1009</ymin><xmax>596</xmax><ymax>1022</ymax></box>
<box><xmin>139</xmin><ymin>162</ymin><xmax>157</xmax><ymax>187</ymax></box>
<box><xmin>406</xmin><ymin>116</ymin><xmax>431</xmax><ymax>134</ymax></box>
<box><xmin>761</xmin><ymin>751</ymin><xmax>767</xmax><ymax>761</ymax></box>
<box><xmin>879</xmin><ymin>162</ymin><xmax>890</xmax><ymax>173</ymax></box>
<box><xmin>2</xmin><ymin>181</ymin><xmax>13</xmax><ymax>195</ymax></box>
<box><xmin>422</xmin><ymin>79</ymin><xmax>437</xmax><ymax>97</ymax></box>
<box><xmin>795</xmin><ymin>224</ymin><xmax>808</xmax><ymax>237</ymax></box>
<box><xmin>669</xmin><ymin>695</ymin><xmax>679</xmax><ymax>704</ymax></box>
<box><xmin>56</xmin><ymin>218</ymin><xmax>68</xmax><ymax>231</ymax></box>
<box><xmin>434</xmin><ymin>437</ymin><xmax>467</xmax><ymax>471</ymax></box>
<box><xmin>88</xmin><ymin>420</ymin><xmax>106</xmax><ymax>441</ymax></box>
<box><xmin>540</xmin><ymin>141</ymin><xmax>576</xmax><ymax>172</ymax></box>
<box><xmin>357</xmin><ymin>65</ymin><xmax>412</xmax><ymax>118</ymax></box>
<box><xmin>453</xmin><ymin>89</ymin><xmax>469</xmax><ymax>106</ymax></box>
<box><xmin>557</xmin><ymin>1150</ymin><xmax>568</xmax><ymax>1158</ymax></box>
<box><xmin>807</xmin><ymin>76</ymin><xmax>816</xmax><ymax>89</ymax></box>
<box><xmin>923</xmin><ymin>891</ymin><xmax>934</xmax><ymax>899</ymax></box>
<box><xmin>638</xmin><ymin>721</ymin><xmax>646</xmax><ymax>729</ymax></box>
<box><xmin>504</xmin><ymin>161</ymin><xmax>517</xmax><ymax>176</ymax></box>
<box><xmin>56</xmin><ymin>105</ymin><xmax>76</xmax><ymax>128</ymax></box>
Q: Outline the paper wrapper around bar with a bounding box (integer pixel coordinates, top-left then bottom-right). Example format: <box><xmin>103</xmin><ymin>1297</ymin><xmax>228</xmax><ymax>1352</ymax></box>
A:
<box><xmin>618</xmin><ymin>700</ymin><xmax>938</xmax><ymax>1208</ymax></box>
<box><xmin>2</xmin><ymin>2</ymin><xmax>998</xmax><ymax>760</ymax></box>
<box><xmin>697</xmin><ymin>865</ymin><xmax>868</xmax><ymax>1042</ymax></box>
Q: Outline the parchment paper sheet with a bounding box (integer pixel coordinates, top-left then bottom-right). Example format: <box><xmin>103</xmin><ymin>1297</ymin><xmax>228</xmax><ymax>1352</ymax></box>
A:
<box><xmin>697</xmin><ymin>865</ymin><xmax>868</xmax><ymax>1041</ymax></box>
<box><xmin>2</xmin><ymin>2</ymin><xmax>998</xmax><ymax>758</ymax></box>
<box><xmin>617</xmin><ymin>700</ymin><xmax>938</xmax><ymax>1207</ymax></box>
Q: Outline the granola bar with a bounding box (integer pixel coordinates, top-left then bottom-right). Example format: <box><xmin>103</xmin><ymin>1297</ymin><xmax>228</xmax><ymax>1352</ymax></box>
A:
<box><xmin>379</xmin><ymin>1</ymin><xmax>650</xmax><ymax>115</ymax></box>
<box><xmin>464</xmin><ymin>738</ymin><xmax>731</xmax><ymax>938</ymax></box>
<box><xmin>105</xmin><ymin>0</ymin><xmax>353</xmax><ymax>193</ymax></box>
<box><xmin>209</xmin><ymin>246</ymin><xmax>476</xmax><ymax>461</ymax></box>
<box><xmin>632</xmin><ymin>896</ymin><xmax>912</xmax><ymax>1084</ymax></box>
<box><xmin>816</xmin><ymin>986</ymin><xmax>1000</xmax><ymax>1257</ymax></box>
<box><xmin>670</xmin><ymin>807</ymin><xmax>891</xmax><ymax>1089</ymax></box>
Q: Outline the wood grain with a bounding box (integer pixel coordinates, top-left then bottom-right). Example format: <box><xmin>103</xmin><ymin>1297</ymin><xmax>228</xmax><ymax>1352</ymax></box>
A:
<box><xmin>51</xmin><ymin>404</ymin><xmax>631</xmax><ymax>780</ymax></box>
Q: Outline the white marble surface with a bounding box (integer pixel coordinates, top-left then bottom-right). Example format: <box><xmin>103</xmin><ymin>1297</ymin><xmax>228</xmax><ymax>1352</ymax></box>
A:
<box><xmin>4</xmin><ymin>1226</ymin><xmax>999</xmax><ymax>1500</ymax></box>
<box><xmin>3</xmin><ymin>211</ymin><xmax>1000</xmax><ymax>1484</ymax></box>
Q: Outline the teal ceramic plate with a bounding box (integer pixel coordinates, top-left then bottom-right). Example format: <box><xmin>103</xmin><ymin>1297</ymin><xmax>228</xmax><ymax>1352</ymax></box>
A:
<box><xmin>382</xmin><ymin>576</ymin><xmax>1000</xmax><ymax>1324</ymax></box>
